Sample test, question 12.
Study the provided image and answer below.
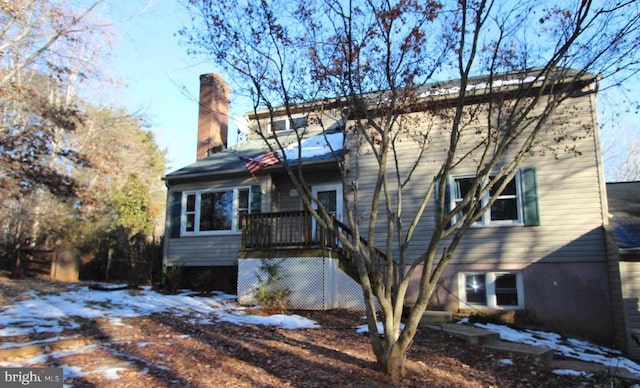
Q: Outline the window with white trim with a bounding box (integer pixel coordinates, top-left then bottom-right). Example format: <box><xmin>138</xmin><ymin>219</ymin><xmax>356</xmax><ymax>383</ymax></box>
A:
<box><xmin>458</xmin><ymin>272</ymin><xmax>524</xmax><ymax>309</ymax></box>
<box><xmin>182</xmin><ymin>187</ymin><xmax>250</xmax><ymax>235</ymax></box>
<box><xmin>270</xmin><ymin>116</ymin><xmax>307</xmax><ymax>132</ymax></box>
<box><xmin>450</xmin><ymin>172</ymin><xmax>523</xmax><ymax>226</ymax></box>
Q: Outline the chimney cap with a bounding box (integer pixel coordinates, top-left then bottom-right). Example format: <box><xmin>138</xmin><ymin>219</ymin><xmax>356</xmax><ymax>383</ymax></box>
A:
<box><xmin>199</xmin><ymin>73</ymin><xmax>228</xmax><ymax>87</ymax></box>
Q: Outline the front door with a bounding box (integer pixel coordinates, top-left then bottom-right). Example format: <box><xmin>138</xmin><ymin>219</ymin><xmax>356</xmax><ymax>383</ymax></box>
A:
<box><xmin>311</xmin><ymin>183</ymin><xmax>343</xmax><ymax>243</ymax></box>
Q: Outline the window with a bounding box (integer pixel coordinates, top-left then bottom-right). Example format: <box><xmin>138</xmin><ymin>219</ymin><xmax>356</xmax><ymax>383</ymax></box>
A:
<box><xmin>465</xmin><ymin>274</ymin><xmax>487</xmax><ymax>305</ymax></box>
<box><xmin>270</xmin><ymin>116</ymin><xmax>307</xmax><ymax>132</ymax></box>
<box><xmin>459</xmin><ymin>272</ymin><xmax>524</xmax><ymax>309</ymax></box>
<box><xmin>452</xmin><ymin>177</ymin><xmax>481</xmax><ymax>222</ymax></box>
<box><xmin>490</xmin><ymin>176</ymin><xmax>518</xmax><ymax>221</ymax></box>
<box><xmin>182</xmin><ymin>187</ymin><xmax>251</xmax><ymax>235</ymax></box>
<box><xmin>450</xmin><ymin>169</ymin><xmax>536</xmax><ymax>226</ymax></box>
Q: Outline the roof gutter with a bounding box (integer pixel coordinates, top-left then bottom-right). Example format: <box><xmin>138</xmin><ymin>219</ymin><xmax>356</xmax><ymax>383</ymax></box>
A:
<box><xmin>163</xmin><ymin>157</ymin><xmax>341</xmax><ymax>184</ymax></box>
<box><xmin>249</xmin><ymin>68</ymin><xmax>599</xmax><ymax>120</ymax></box>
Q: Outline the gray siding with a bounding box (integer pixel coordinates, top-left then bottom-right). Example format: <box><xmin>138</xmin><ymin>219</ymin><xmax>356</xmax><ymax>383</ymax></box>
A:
<box><xmin>620</xmin><ymin>260</ymin><xmax>640</xmax><ymax>360</ymax></box>
<box><xmin>606</xmin><ymin>233</ymin><xmax>629</xmax><ymax>354</ymax></box>
<box><xmin>427</xmin><ymin>261</ymin><xmax>613</xmax><ymax>343</ymax></box>
<box><xmin>164</xmin><ymin>170</ymin><xmax>344</xmax><ymax>267</ymax></box>
<box><xmin>341</xmin><ymin>86</ymin><xmax>614</xmax><ymax>343</ymax></box>
<box><xmin>164</xmin><ymin>175</ymin><xmax>270</xmax><ymax>267</ymax></box>
<box><xmin>273</xmin><ymin>172</ymin><xmax>344</xmax><ymax>212</ymax></box>
<box><xmin>273</xmin><ymin>175</ymin><xmax>302</xmax><ymax>211</ymax></box>
<box><xmin>167</xmin><ymin>235</ymin><xmax>241</xmax><ymax>267</ymax></box>
<box><xmin>347</xmin><ymin>90</ymin><xmax>607</xmax><ymax>266</ymax></box>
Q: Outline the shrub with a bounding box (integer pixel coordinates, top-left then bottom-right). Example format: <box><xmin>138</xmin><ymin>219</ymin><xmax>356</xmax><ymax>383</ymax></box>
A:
<box><xmin>162</xmin><ymin>265</ymin><xmax>183</xmax><ymax>294</ymax></box>
<box><xmin>254</xmin><ymin>258</ymin><xmax>291</xmax><ymax>313</ymax></box>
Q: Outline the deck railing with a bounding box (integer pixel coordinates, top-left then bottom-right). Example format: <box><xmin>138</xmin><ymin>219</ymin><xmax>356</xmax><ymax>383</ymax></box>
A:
<box><xmin>241</xmin><ymin>211</ymin><xmax>387</xmax><ymax>263</ymax></box>
<box><xmin>241</xmin><ymin>211</ymin><xmax>338</xmax><ymax>250</ymax></box>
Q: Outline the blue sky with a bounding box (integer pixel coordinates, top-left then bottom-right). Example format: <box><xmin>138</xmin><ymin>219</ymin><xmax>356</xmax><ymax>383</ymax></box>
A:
<box><xmin>106</xmin><ymin>1</ymin><xmax>636</xmax><ymax>180</ymax></box>
<box><xmin>108</xmin><ymin>0</ymin><xmax>241</xmax><ymax>173</ymax></box>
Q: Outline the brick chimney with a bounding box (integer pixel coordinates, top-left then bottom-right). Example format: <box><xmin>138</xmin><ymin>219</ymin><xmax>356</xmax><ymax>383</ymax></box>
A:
<box><xmin>197</xmin><ymin>73</ymin><xmax>229</xmax><ymax>160</ymax></box>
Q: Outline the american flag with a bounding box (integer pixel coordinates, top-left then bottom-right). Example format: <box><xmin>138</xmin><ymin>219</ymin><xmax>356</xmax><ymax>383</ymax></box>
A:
<box><xmin>239</xmin><ymin>151</ymin><xmax>280</xmax><ymax>175</ymax></box>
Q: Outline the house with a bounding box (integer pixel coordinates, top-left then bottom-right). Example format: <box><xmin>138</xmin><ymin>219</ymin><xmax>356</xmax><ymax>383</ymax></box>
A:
<box><xmin>163</xmin><ymin>70</ymin><xmax>616</xmax><ymax>346</ymax></box>
<box><xmin>605</xmin><ymin>182</ymin><xmax>640</xmax><ymax>359</ymax></box>
<box><xmin>162</xmin><ymin>74</ymin><xmax>362</xmax><ymax>308</ymax></box>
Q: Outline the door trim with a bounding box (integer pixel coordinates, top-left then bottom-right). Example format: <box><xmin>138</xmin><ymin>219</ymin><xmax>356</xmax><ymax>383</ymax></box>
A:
<box><xmin>311</xmin><ymin>183</ymin><xmax>343</xmax><ymax>221</ymax></box>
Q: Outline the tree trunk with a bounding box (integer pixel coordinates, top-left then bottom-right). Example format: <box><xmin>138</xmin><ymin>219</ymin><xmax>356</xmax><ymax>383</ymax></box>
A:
<box><xmin>105</xmin><ymin>247</ymin><xmax>113</xmax><ymax>282</ymax></box>
<box><xmin>379</xmin><ymin>343</ymin><xmax>406</xmax><ymax>380</ymax></box>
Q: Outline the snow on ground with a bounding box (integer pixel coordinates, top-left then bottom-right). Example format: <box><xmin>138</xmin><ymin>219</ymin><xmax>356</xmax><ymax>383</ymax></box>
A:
<box><xmin>0</xmin><ymin>285</ymin><xmax>318</xmax><ymax>338</ymax></box>
<box><xmin>355</xmin><ymin>321</ymin><xmax>405</xmax><ymax>335</ymax></box>
<box><xmin>2</xmin><ymin>283</ymin><xmax>640</xmax><ymax>381</ymax></box>
<box><xmin>0</xmin><ymin>284</ymin><xmax>319</xmax><ymax>386</ymax></box>
<box><xmin>467</xmin><ymin>319</ymin><xmax>640</xmax><ymax>378</ymax></box>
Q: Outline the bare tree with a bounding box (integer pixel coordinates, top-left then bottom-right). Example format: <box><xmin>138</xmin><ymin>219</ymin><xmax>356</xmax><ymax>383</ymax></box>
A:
<box><xmin>602</xmin><ymin>121</ymin><xmax>640</xmax><ymax>181</ymax></box>
<box><xmin>0</xmin><ymin>0</ymin><xmax>108</xmax><ymax>88</ymax></box>
<box><xmin>597</xmin><ymin>85</ymin><xmax>640</xmax><ymax>181</ymax></box>
<box><xmin>182</xmin><ymin>0</ymin><xmax>640</xmax><ymax>378</ymax></box>
<box><xmin>618</xmin><ymin>139</ymin><xmax>640</xmax><ymax>180</ymax></box>
<box><xmin>0</xmin><ymin>0</ymin><xmax>167</xmax><ymax>270</ymax></box>
<box><xmin>0</xmin><ymin>0</ymin><xmax>111</xmax><ymax>199</ymax></box>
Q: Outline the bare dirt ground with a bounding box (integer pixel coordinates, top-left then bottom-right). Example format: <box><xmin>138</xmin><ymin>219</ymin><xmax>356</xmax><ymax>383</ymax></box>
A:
<box><xmin>0</xmin><ymin>277</ymin><xmax>634</xmax><ymax>387</ymax></box>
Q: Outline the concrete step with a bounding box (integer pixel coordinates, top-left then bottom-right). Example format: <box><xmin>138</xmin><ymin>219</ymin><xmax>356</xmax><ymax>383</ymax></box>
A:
<box><xmin>427</xmin><ymin>323</ymin><xmax>500</xmax><ymax>345</ymax></box>
<box><xmin>426</xmin><ymin>323</ymin><xmax>640</xmax><ymax>376</ymax></box>
<box><xmin>420</xmin><ymin>310</ymin><xmax>452</xmax><ymax>324</ymax></box>
<box><xmin>483</xmin><ymin>338</ymin><xmax>554</xmax><ymax>364</ymax></box>
<box><xmin>550</xmin><ymin>359</ymin><xmax>640</xmax><ymax>381</ymax></box>
<box><xmin>426</xmin><ymin>323</ymin><xmax>554</xmax><ymax>365</ymax></box>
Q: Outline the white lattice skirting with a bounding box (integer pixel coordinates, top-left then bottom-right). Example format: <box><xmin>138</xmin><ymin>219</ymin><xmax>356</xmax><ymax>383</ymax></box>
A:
<box><xmin>237</xmin><ymin>257</ymin><xmax>369</xmax><ymax>311</ymax></box>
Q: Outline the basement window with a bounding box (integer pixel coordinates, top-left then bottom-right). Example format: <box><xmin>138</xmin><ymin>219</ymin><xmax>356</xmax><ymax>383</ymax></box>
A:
<box><xmin>458</xmin><ymin>272</ymin><xmax>524</xmax><ymax>309</ymax></box>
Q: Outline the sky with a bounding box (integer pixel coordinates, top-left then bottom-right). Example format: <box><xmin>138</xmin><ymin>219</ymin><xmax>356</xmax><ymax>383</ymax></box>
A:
<box><xmin>102</xmin><ymin>1</ymin><xmax>637</xmax><ymax>179</ymax></box>
<box><xmin>105</xmin><ymin>0</ymin><xmax>241</xmax><ymax>173</ymax></box>
<box><xmin>1</xmin><ymin>283</ymin><xmax>640</xmax><ymax>382</ymax></box>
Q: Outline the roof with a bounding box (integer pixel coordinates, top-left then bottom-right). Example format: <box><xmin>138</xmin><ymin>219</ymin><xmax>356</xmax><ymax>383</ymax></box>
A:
<box><xmin>164</xmin><ymin>126</ymin><xmax>344</xmax><ymax>181</ymax></box>
<box><xmin>167</xmin><ymin>68</ymin><xmax>597</xmax><ymax>182</ymax></box>
<box><xmin>249</xmin><ymin>67</ymin><xmax>599</xmax><ymax>119</ymax></box>
<box><xmin>417</xmin><ymin>67</ymin><xmax>597</xmax><ymax>98</ymax></box>
<box><xmin>607</xmin><ymin>182</ymin><xmax>640</xmax><ymax>251</ymax></box>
